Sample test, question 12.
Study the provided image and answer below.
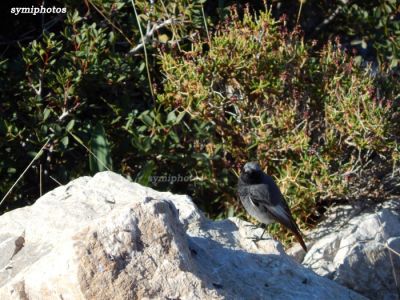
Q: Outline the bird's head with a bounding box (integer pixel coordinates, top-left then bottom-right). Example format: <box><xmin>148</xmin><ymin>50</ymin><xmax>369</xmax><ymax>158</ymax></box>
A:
<box><xmin>243</xmin><ymin>161</ymin><xmax>262</xmax><ymax>173</ymax></box>
<box><xmin>240</xmin><ymin>161</ymin><xmax>263</xmax><ymax>183</ymax></box>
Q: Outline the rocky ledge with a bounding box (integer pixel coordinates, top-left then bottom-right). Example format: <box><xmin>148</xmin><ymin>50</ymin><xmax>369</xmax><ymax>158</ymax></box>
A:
<box><xmin>0</xmin><ymin>172</ymin><xmax>384</xmax><ymax>299</ymax></box>
<box><xmin>295</xmin><ymin>199</ymin><xmax>400</xmax><ymax>300</ymax></box>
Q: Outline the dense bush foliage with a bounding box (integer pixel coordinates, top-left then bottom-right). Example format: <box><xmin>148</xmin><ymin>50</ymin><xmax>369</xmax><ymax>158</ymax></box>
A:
<box><xmin>156</xmin><ymin>8</ymin><xmax>399</xmax><ymax>240</ymax></box>
<box><xmin>0</xmin><ymin>0</ymin><xmax>207</xmax><ymax>210</ymax></box>
<box><xmin>212</xmin><ymin>0</ymin><xmax>400</xmax><ymax>69</ymax></box>
<box><xmin>1</xmin><ymin>0</ymin><xmax>399</xmax><ymax>244</ymax></box>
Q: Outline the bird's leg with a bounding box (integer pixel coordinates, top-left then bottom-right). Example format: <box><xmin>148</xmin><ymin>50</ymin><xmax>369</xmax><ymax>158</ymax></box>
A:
<box><xmin>258</xmin><ymin>228</ymin><xmax>267</xmax><ymax>240</ymax></box>
<box><xmin>254</xmin><ymin>224</ymin><xmax>269</xmax><ymax>241</ymax></box>
<box><xmin>247</xmin><ymin>224</ymin><xmax>270</xmax><ymax>242</ymax></box>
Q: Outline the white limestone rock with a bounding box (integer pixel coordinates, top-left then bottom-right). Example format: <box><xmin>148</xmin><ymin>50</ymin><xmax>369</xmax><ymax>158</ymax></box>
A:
<box><xmin>0</xmin><ymin>171</ymin><xmax>366</xmax><ymax>300</ymax></box>
<box><xmin>302</xmin><ymin>200</ymin><xmax>400</xmax><ymax>300</ymax></box>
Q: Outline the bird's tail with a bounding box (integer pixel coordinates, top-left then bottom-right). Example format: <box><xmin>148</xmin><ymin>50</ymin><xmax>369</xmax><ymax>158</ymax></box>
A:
<box><xmin>277</xmin><ymin>219</ymin><xmax>308</xmax><ymax>252</ymax></box>
<box><xmin>292</xmin><ymin>228</ymin><xmax>307</xmax><ymax>252</ymax></box>
<box><xmin>270</xmin><ymin>208</ymin><xmax>308</xmax><ymax>252</ymax></box>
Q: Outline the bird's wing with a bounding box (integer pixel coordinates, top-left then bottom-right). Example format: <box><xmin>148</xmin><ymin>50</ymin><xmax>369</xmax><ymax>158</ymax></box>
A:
<box><xmin>249</xmin><ymin>183</ymin><xmax>307</xmax><ymax>252</ymax></box>
<box><xmin>248</xmin><ymin>183</ymin><xmax>294</xmax><ymax>224</ymax></box>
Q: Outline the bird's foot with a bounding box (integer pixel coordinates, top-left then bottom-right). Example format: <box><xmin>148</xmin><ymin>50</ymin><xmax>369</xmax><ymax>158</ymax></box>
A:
<box><xmin>247</xmin><ymin>229</ymin><xmax>269</xmax><ymax>242</ymax></box>
<box><xmin>247</xmin><ymin>235</ymin><xmax>270</xmax><ymax>242</ymax></box>
<box><xmin>244</xmin><ymin>223</ymin><xmax>259</xmax><ymax>229</ymax></box>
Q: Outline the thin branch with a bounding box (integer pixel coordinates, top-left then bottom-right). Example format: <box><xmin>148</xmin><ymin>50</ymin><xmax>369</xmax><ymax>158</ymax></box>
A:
<box><xmin>39</xmin><ymin>164</ymin><xmax>43</xmax><ymax>196</ymax></box>
<box><xmin>129</xmin><ymin>18</ymin><xmax>177</xmax><ymax>54</ymax></box>
<box><xmin>87</xmin><ymin>0</ymin><xmax>133</xmax><ymax>46</ymax></box>
<box><xmin>160</xmin><ymin>0</ymin><xmax>181</xmax><ymax>51</ymax></box>
<box><xmin>0</xmin><ymin>138</ymin><xmax>51</xmax><ymax>208</ymax></box>
<box><xmin>314</xmin><ymin>2</ymin><xmax>349</xmax><ymax>33</ymax></box>
<box><xmin>296</xmin><ymin>0</ymin><xmax>304</xmax><ymax>25</ymax></box>
<box><xmin>29</xmin><ymin>79</ymin><xmax>42</xmax><ymax>97</ymax></box>
<box><xmin>201</xmin><ymin>5</ymin><xmax>211</xmax><ymax>47</ymax></box>
<box><xmin>130</xmin><ymin>0</ymin><xmax>154</xmax><ymax>99</ymax></box>
<box><xmin>0</xmin><ymin>15</ymin><xmax>64</xmax><ymax>46</ymax></box>
<box><xmin>68</xmin><ymin>131</ymin><xmax>112</xmax><ymax>172</ymax></box>
<box><xmin>58</xmin><ymin>102</ymin><xmax>80</xmax><ymax>121</ymax></box>
<box><xmin>49</xmin><ymin>175</ymin><xmax>63</xmax><ymax>186</ymax></box>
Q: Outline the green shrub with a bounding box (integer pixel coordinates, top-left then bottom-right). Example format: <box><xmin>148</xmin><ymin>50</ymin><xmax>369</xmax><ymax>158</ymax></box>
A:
<box><xmin>229</xmin><ymin>0</ymin><xmax>400</xmax><ymax>69</ymax></box>
<box><xmin>155</xmin><ymin>7</ymin><xmax>399</xmax><ymax>242</ymax></box>
<box><xmin>0</xmin><ymin>0</ymin><xmax>207</xmax><ymax>212</ymax></box>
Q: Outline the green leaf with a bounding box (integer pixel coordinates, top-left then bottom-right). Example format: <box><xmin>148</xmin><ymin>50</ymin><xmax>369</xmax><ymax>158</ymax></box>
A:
<box><xmin>27</xmin><ymin>151</ymin><xmax>38</xmax><ymax>158</ymax></box>
<box><xmin>7</xmin><ymin>167</ymin><xmax>16</xmax><ymax>174</ymax></box>
<box><xmin>169</xmin><ymin>131</ymin><xmax>180</xmax><ymax>144</ymax></box>
<box><xmin>115</xmin><ymin>2</ymin><xmax>125</xmax><ymax>10</ymax></box>
<box><xmin>158</xmin><ymin>34</ymin><xmax>169</xmax><ymax>43</ymax></box>
<box><xmin>52</xmin><ymin>124</ymin><xmax>62</xmax><ymax>135</ymax></box>
<box><xmin>60</xmin><ymin>136</ymin><xmax>69</xmax><ymax>149</ymax></box>
<box><xmin>0</xmin><ymin>119</ymin><xmax>6</xmax><ymax>135</ymax></box>
<box><xmin>167</xmin><ymin>111</ymin><xmax>176</xmax><ymax>123</ymax></box>
<box><xmin>136</xmin><ymin>160</ymin><xmax>155</xmax><ymax>186</ymax></box>
<box><xmin>139</xmin><ymin>112</ymin><xmax>153</xmax><ymax>126</ymax></box>
<box><xmin>89</xmin><ymin>123</ymin><xmax>113</xmax><ymax>173</ymax></box>
<box><xmin>43</xmin><ymin>108</ymin><xmax>51</xmax><ymax>121</ymax></box>
<box><xmin>66</xmin><ymin>119</ymin><xmax>75</xmax><ymax>131</ymax></box>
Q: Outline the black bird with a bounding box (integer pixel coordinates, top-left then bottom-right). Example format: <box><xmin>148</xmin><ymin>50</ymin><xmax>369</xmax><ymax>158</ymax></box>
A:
<box><xmin>237</xmin><ymin>161</ymin><xmax>307</xmax><ymax>252</ymax></box>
